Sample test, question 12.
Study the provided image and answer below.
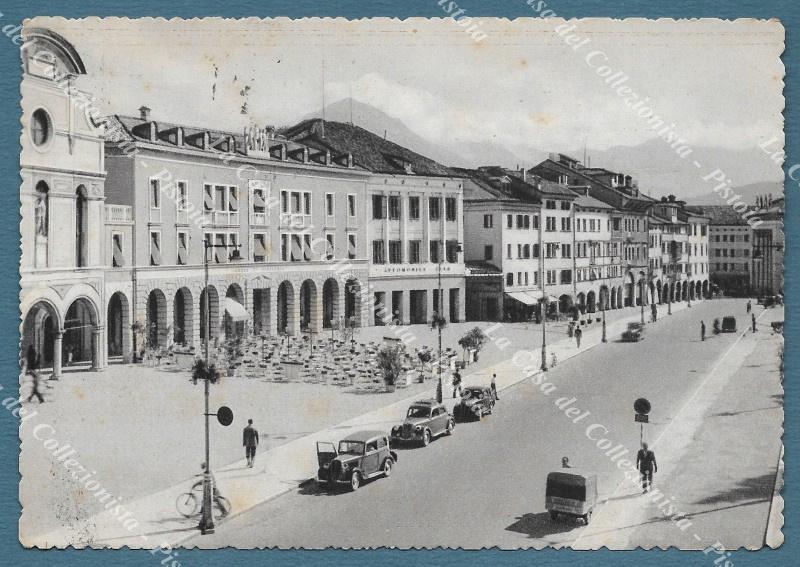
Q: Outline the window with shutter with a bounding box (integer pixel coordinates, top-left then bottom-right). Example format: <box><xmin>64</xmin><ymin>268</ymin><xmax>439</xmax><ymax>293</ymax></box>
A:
<box><xmin>177</xmin><ymin>231</ymin><xmax>188</xmax><ymax>265</ymax></box>
<box><xmin>150</xmin><ymin>232</ymin><xmax>161</xmax><ymax>266</ymax></box>
<box><xmin>112</xmin><ymin>233</ymin><xmax>123</xmax><ymax>267</ymax></box>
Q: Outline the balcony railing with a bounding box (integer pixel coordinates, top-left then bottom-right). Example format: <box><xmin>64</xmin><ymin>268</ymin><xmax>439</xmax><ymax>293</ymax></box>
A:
<box><xmin>176</xmin><ymin>209</ymin><xmax>189</xmax><ymax>225</ymax></box>
<box><xmin>250</xmin><ymin>211</ymin><xmax>268</xmax><ymax>226</ymax></box>
<box><xmin>149</xmin><ymin>207</ymin><xmax>161</xmax><ymax>224</ymax></box>
<box><xmin>280</xmin><ymin>212</ymin><xmax>312</xmax><ymax>228</ymax></box>
<box><xmin>203</xmin><ymin>210</ymin><xmax>240</xmax><ymax>226</ymax></box>
<box><xmin>106</xmin><ymin>204</ymin><xmax>132</xmax><ymax>223</ymax></box>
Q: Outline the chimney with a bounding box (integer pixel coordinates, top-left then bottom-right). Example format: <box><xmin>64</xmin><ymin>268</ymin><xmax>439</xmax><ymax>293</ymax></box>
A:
<box><xmin>139</xmin><ymin>106</ymin><xmax>151</xmax><ymax>121</ymax></box>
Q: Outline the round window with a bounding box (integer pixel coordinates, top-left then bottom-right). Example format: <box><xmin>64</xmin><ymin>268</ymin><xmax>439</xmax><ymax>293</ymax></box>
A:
<box><xmin>31</xmin><ymin>109</ymin><xmax>51</xmax><ymax>147</ymax></box>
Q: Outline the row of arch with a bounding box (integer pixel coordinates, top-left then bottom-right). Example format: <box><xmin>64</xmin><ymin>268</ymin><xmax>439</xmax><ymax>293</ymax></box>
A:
<box><xmin>561</xmin><ymin>278</ymin><xmax>710</xmax><ymax>315</ymax></box>
<box><xmin>107</xmin><ymin>277</ymin><xmax>365</xmax><ymax>357</ymax></box>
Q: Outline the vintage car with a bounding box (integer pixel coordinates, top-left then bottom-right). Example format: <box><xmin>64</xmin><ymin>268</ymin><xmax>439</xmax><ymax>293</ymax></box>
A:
<box><xmin>621</xmin><ymin>322</ymin><xmax>645</xmax><ymax>342</ymax></box>
<box><xmin>453</xmin><ymin>386</ymin><xmax>495</xmax><ymax>422</ymax></box>
<box><xmin>721</xmin><ymin>316</ymin><xmax>737</xmax><ymax>333</ymax></box>
<box><xmin>391</xmin><ymin>400</ymin><xmax>455</xmax><ymax>446</ymax></box>
<box><xmin>316</xmin><ymin>430</ymin><xmax>397</xmax><ymax>491</ymax></box>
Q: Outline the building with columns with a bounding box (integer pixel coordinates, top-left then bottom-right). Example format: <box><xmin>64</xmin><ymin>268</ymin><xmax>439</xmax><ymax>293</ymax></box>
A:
<box><xmin>283</xmin><ymin>120</ymin><xmax>466</xmax><ymax>326</ymax></box>
<box><xmin>20</xmin><ymin>28</ymin><xmax>108</xmax><ymax>377</ymax></box>
<box><xmin>104</xmin><ymin>111</ymin><xmax>373</xmax><ymax>359</ymax></box>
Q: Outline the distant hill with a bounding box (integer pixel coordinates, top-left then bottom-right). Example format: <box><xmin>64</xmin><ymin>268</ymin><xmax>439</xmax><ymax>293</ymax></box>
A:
<box><xmin>683</xmin><ymin>181</ymin><xmax>784</xmax><ymax>206</ymax></box>
<box><xmin>302</xmin><ymin>99</ymin><xmax>783</xmax><ymax>202</ymax></box>
<box><xmin>303</xmin><ymin>98</ymin><xmax>532</xmax><ymax>169</ymax></box>
<box><xmin>563</xmin><ymin>139</ymin><xmax>783</xmax><ymax>201</ymax></box>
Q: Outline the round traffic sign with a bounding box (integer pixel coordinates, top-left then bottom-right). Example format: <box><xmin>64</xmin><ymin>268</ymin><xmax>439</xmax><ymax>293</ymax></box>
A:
<box><xmin>217</xmin><ymin>406</ymin><xmax>234</xmax><ymax>426</ymax></box>
<box><xmin>634</xmin><ymin>398</ymin><xmax>651</xmax><ymax>415</ymax></box>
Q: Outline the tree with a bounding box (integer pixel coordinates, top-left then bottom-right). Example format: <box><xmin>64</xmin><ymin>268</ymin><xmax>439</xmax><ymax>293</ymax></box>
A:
<box><xmin>377</xmin><ymin>344</ymin><xmax>404</xmax><ymax>388</ymax></box>
<box><xmin>458</xmin><ymin>327</ymin><xmax>487</xmax><ymax>361</ymax></box>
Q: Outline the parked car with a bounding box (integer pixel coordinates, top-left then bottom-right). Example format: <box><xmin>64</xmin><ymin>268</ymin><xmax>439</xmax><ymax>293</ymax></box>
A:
<box><xmin>721</xmin><ymin>316</ymin><xmax>737</xmax><ymax>333</ymax></box>
<box><xmin>621</xmin><ymin>322</ymin><xmax>645</xmax><ymax>342</ymax></box>
<box><xmin>453</xmin><ymin>386</ymin><xmax>495</xmax><ymax>422</ymax></box>
<box><xmin>316</xmin><ymin>430</ymin><xmax>397</xmax><ymax>491</ymax></box>
<box><xmin>391</xmin><ymin>399</ymin><xmax>454</xmax><ymax>446</ymax></box>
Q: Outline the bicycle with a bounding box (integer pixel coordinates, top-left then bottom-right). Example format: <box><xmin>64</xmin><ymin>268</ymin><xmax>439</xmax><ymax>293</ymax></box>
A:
<box><xmin>176</xmin><ymin>477</ymin><xmax>231</xmax><ymax>519</ymax></box>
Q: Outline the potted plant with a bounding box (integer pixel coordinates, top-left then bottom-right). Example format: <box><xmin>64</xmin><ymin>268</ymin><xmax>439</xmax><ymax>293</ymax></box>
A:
<box><xmin>191</xmin><ymin>358</ymin><xmax>222</xmax><ymax>384</ymax></box>
<box><xmin>377</xmin><ymin>344</ymin><xmax>404</xmax><ymax>392</ymax></box>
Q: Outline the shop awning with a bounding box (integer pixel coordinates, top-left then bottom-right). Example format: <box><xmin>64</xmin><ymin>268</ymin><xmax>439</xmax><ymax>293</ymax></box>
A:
<box><xmin>506</xmin><ymin>291</ymin><xmax>538</xmax><ymax>305</ymax></box>
<box><xmin>224</xmin><ymin>297</ymin><xmax>249</xmax><ymax>321</ymax></box>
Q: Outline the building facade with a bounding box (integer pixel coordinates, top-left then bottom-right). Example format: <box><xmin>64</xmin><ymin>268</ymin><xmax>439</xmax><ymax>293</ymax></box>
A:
<box><xmin>20</xmin><ymin>28</ymin><xmax>108</xmax><ymax>377</ymax></box>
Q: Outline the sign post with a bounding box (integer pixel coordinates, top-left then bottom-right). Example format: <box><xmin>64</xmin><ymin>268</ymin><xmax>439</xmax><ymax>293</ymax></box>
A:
<box><xmin>633</xmin><ymin>398</ymin><xmax>651</xmax><ymax>447</ymax></box>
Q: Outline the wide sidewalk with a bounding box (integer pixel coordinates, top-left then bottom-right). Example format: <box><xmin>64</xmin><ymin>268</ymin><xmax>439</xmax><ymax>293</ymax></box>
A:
<box><xmin>29</xmin><ymin>300</ymin><xmax>699</xmax><ymax>548</ymax></box>
<box><xmin>573</xmin><ymin>304</ymin><xmax>784</xmax><ymax>550</ymax></box>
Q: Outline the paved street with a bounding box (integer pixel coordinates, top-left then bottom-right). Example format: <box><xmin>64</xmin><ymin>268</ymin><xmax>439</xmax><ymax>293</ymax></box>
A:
<box><xmin>186</xmin><ymin>299</ymin><xmax>782</xmax><ymax>549</ymax></box>
<box><xmin>18</xmin><ymin>302</ymin><xmax>642</xmax><ymax>541</ymax></box>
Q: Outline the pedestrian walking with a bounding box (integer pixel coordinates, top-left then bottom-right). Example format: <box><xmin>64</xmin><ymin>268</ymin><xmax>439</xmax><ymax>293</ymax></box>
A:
<box><xmin>746</xmin><ymin>300</ymin><xmax>752</xmax><ymax>314</ymax></box>
<box><xmin>491</xmin><ymin>373</ymin><xmax>499</xmax><ymax>401</ymax></box>
<box><xmin>752</xmin><ymin>313</ymin><xmax>757</xmax><ymax>333</ymax></box>
<box><xmin>25</xmin><ymin>346</ymin><xmax>44</xmax><ymax>403</ymax></box>
<box><xmin>243</xmin><ymin>419</ymin><xmax>259</xmax><ymax>468</ymax></box>
<box><xmin>574</xmin><ymin>327</ymin><xmax>582</xmax><ymax>349</ymax></box>
<box><xmin>636</xmin><ymin>442</ymin><xmax>657</xmax><ymax>493</ymax></box>
<box><xmin>452</xmin><ymin>370</ymin><xmax>462</xmax><ymax>398</ymax></box>
<box><xmin>701</xmin><ymin>320</ymin><xmax>706</xmax><ymax>341</ymax></box>
<box><xmin>651</xmin><ymin>303</ymin><xmax>658</xmax><ymax>323</ymax></box>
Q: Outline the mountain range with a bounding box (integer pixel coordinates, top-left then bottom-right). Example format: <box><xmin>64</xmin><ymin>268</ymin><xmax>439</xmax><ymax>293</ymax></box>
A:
<box><xmin>303</xmin><ymin>98</ymin><xmax>782</xmax><ymax>204</ymax></box>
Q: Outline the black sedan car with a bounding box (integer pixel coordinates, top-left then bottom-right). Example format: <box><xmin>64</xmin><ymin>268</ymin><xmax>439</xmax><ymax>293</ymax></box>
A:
<box><xmin>453</xmin><ymin>386</ymin><xmax>495</xmax><ymax>422</ymax></box>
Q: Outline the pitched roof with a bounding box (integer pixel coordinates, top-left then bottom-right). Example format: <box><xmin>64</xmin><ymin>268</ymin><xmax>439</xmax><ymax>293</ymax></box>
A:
<box><xmin>465</xmin><ymin>261</ymin><xmax>502</xmax><ymax>276</ymax></box>
<box><xmin>685</xmin><ymin>205</ymin><xmax>755</xmax><ymax>226</ymax></box>
<box><xmin>106</xmin><ymin>115</ymin><xmax>358</xmax><ymax>169</ymax></box>
<box><xmin>570</xmin><ymin>190</ymin><xmax>614</xmax><ymax>210</ymax></box>
<box><xmin>281</xmin><ymin>119</ymin><xmax>458</xmax><ymax>177</ymax></box>
<box><xmin>455</xmin><ymin>167</ymin><xmax>542</xmax><ymax>204</ymax></box>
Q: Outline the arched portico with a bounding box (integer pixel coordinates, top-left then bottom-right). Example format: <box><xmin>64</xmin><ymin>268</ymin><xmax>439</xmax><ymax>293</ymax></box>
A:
<box><xmin>22</xmin><ymin>299</ymin><xmax>62</xmax><ymax>377</ymax></box>
<box><xmin>322</xmin><ymin>278</ymin><xmax>340</xmax><ymax>329</ymax></box>
<box><xmin>108</xmin><ymin>291</ymin><xmax>131</xmax><ymax>361</ymax></box>
<box><xmin>277</xmin><ymin>280</ymin><xmax>298</xmax><ymax>335</ymax></box>
<box><xmin>586</xmin><ymin>290</ymin><xmax>597</xmax><ymax>313</ymax></box>
<box><xmin>173</xmin><ymin>287</ymin><xmax>194</xmax><ymax>347</ymax></box>
<box><xmin>300</xmin><ymin>279</ymin><xmax>321</xmax><ymax>333</ymax></box>
<box><xmin>64</xmin><ymin>296</ymin><xmax>101</xmax><ymax>369</ymax></box>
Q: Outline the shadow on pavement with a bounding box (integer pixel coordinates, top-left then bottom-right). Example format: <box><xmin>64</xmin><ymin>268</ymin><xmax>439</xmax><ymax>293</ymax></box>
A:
<box><xmin>692</xmin><ymin>472</ymin><xmax>776</xmax><ymax>507</ymax></box>
<box><xmin>505</xmin><ymin>512</ymin><xmax>580</xmax><ymax>539</ymax></box>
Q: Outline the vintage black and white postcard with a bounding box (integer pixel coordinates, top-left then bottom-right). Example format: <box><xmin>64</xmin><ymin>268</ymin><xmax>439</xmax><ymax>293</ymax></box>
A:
<box><xmin>17</xmin><ymin>16</ymin><xmax>784</xmax><ymax>550</ymax></box>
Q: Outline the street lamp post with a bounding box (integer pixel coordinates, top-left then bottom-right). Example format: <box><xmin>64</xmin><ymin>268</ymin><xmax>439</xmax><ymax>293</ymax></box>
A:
<box><xmin>667</xmin><ymin>274</ymin><xmax>672</xmax><ymax>315</ymax></box>
<box><xmin>199</xmin><ymin>240</ymin><xmax>241</xmax><ymax>535</ymax></box>
<box><xmin>640</xmin><ymin>275</ymin><xmax>646</xmax><ymax>325</ymax></box>
<box><xmin>435</xmin><ymin>241</ymin><xmax>462</xmax><ymax>401</ymax></box>
<box><xmin>601</xmin><ymin>290</ymin><xmax>607</xmax><ymax>343</ymax></box>
<box><xmin>540</xmin><ymin>242</ymin><xmax>559</xmax><ymax>371</ymax></box>
<box><xmin>687</xmin><ymin>268</ymin><xmax>692</xmax><ymax>308</ymax></box>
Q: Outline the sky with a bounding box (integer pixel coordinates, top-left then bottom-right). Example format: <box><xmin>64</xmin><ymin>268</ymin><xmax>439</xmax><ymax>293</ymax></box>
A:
<box><xmin>31</xmin><ymin>17</ymin><xmax>785</xmax><ymax>186</ymax></box>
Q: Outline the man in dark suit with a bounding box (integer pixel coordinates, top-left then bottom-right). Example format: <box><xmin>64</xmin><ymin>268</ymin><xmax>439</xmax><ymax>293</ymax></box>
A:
<box><xmin>636</xmin><ymin>442</ymin><xmax>657</xmax><ymax>493</ymax></box>
<box><xmin>243</xmin><ymin>419</ymin><xmax>259</xmax><ymax>468</ymax></box>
